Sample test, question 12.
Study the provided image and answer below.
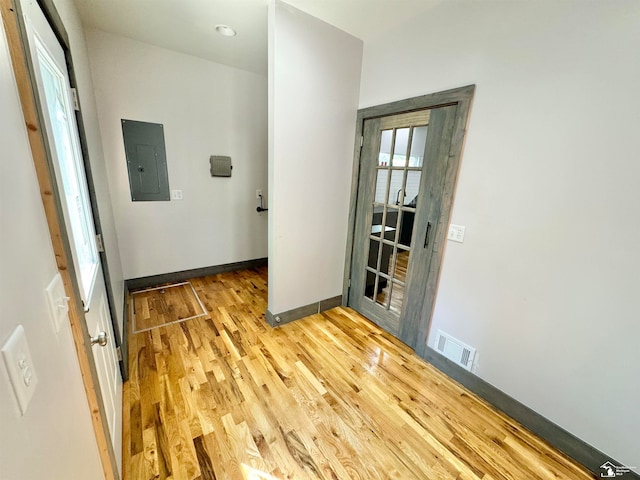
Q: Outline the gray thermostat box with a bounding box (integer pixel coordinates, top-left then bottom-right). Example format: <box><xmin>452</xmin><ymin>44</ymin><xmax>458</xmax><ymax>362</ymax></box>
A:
<box><xmin>210</xmin><ymin>156</ymin><xmax>232</xmax><ymax>177</ymax></box>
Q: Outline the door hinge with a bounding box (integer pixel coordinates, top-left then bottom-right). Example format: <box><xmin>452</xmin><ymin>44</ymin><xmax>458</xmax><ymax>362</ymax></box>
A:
<box><xmin>95</xmin><ymin>233</ymin><xmax>104</xmax><ymax>252</ymax></box>
<box><xmin>70</xmin><ymin>87</ymin><xmax>80</xmax><ymax>111</ymax></box>
<box><xmin>360</xmin><ymin>135</ymin><xmax>363</xmax><ymax>147</ymax></box>
<box><xmin>348</xmin><ymin>278</ymin><xmax>351</xmax><ymax>288</ymax></box>
<box><xmin>116</xmin><ymin>346</ymin><xmax>122</xmax><ymax>362</ymax></box>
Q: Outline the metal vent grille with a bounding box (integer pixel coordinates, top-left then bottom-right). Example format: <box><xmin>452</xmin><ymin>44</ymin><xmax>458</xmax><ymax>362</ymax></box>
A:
<box><xmin>434</xmin><ymin>330</ymin><xmax>476</xmax><ymax>371</ymax></box>
<box><xmin>210</xmin><ymin>155</ymin><xmax>232</xmax><ymax>177</ymax></box>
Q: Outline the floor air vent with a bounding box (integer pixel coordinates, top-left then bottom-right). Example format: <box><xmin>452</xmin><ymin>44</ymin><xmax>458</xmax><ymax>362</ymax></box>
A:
<box><xmin>435</xmin><ymin>330</ymin><xmax>476</xmax><ymax>371</ymax></box>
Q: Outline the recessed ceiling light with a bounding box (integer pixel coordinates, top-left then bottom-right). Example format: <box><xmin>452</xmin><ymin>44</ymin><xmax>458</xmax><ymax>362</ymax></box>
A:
<box><xmin>215</xmin><ymin>24</ymin><xmax>236</xmax><ymax>37</ymax></box>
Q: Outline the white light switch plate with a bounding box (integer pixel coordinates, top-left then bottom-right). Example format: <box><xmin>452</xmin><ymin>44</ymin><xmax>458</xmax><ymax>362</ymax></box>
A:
<box><xmin>447</xmin><ymin>224</ymin><xmax>466</xmax><ymax>243</ymax></box>
<box><xmin>171</xmin><ymin>189</ymin><xmax>183</xmax><ymax>200</ymax></box>
<box><xmin>2</xmin><ymin>325</ymin><xmax>38</xmax><ymax>415</ymax></box>
<box><xmin>45</xmin><ymin>273</ymin><xmax>69</xmax><ymax>333</ymax></box>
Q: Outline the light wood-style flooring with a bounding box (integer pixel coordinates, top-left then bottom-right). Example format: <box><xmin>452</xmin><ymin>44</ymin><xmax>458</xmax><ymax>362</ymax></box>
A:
<box><xmin>124</xmin><ymin>267</ymin><xmax>594</xmax><ymax>480</ymax></box>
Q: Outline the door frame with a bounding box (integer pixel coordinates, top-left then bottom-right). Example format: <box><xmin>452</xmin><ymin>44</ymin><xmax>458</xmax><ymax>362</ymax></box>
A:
<box><xmin>343</xmin><ymin>85</ymin><xmax>475</xmax><ymax>358</ymax></box>
<box><xmin>1</xmin><ymin>0</ymin><xmax>120</xmax><ymax>478</ymax></box>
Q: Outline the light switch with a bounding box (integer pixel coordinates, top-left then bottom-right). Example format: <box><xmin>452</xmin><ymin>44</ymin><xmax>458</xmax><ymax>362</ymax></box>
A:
<box><xmin>171</xmin><ymin>189</ymin><xmax>183</xmax><ymax>200</ymax></box>
<box><xmin>2</xmin><ymin>325</ymin><xmax>38</xmax><ymax>415</ymax></box>
<box><xmin>447</xmin><ymin>224</ymin><xmax>466</xmax><ymax>243</ymax></box>
<box><xmin>45</xmin><ymin>273</ymin><xmax>69</xmax><ymax>333</ymax></box>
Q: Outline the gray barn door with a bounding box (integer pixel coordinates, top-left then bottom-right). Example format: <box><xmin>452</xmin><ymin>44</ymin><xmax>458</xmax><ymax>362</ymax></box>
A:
<box><xmin>349</xmin><ymin>105</ymin><xmax>457</xmax><ymax>346</ymax></box>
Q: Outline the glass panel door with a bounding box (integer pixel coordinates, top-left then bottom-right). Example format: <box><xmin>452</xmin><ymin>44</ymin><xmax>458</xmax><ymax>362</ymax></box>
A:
<box><xmin>32</xmin><ymin>35</ymin><xmax>99</xmax><ymax>302</ymax></box>
<box><xmin>349</xmin><ymin>105</ymin><xmax>458</xmax><ymax>342</ymax></box>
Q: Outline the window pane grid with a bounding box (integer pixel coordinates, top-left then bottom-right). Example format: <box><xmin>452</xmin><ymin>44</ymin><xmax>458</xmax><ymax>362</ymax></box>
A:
<box><xmin>365</xmin><ymin>121</ymin><xmax>429</xmax><ymax>315</ymax></box>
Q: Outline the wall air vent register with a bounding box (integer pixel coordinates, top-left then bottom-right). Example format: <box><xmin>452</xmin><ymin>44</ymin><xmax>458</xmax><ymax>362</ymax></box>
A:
<box><xmin>435</xmin><ymin>330</ymin><xmax>476</xmax><ymax>371</ymax></box>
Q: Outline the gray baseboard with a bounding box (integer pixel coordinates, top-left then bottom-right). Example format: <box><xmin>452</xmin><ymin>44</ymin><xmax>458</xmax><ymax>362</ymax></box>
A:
<box><xmin>266</xmin><ymin>295</ymin><xmax>342</xmax><ymax>327</ymax></box>
<box><xmin>124</xmin><ymin>258</ymin><xmax>268</xmax><ymax>291</ymax></box>
<box><xmin>423</xmin><ymin>347</ymin><xmax>639</xmax><ymax>479</ymax></box>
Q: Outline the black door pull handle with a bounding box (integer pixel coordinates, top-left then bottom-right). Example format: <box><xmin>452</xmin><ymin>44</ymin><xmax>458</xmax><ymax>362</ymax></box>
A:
<box><xmin>424</xmin><ymin>222</ymin><xmax>432</xmax><ymax>248</ymax></box>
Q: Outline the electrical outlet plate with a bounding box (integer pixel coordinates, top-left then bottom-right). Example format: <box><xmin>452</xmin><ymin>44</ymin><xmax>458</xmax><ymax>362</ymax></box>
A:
<box><xmin>447</xmin><ymin>224</ymin><xmax>466</xmax><ymax>243</ymax></box>
<box><xmin>171</xmin><ymin>189</ymin><xmax>183</xmax><ymax>200</ymax></box>
<box><xmin>2</xmin><ymin>325</ymin><xmax>38</xmax><ymax>415</ymax></box>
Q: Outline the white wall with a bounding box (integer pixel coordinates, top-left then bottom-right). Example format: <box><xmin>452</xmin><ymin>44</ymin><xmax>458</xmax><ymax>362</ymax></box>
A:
<box><xmin>360</xmin><ymin>0</ymin><xmax>640</xmax><ymax>466</ymax></box>
<box><xmin>52</xmin><ymin>0</ymin><xmax>126</xmax><ymax>340</ymax></box>
<box><xmin>268</xmin><ymin>1</ymin><xmax>362</xmax><ymax>314</ymax></box>
<box><xmin>86</xmin><ymin>30</ymin><xmax>268</xmax><ymax>280</ymax></box>
<box><xmin>0</xmin><ymin>18</ymin><xmax>103</xmax><ymax>480</ymax></box>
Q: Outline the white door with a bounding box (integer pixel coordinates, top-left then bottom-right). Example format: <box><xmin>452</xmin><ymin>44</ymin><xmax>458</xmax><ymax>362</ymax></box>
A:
<box><xmin>21</xmin><ymin>0</ymin><xmax>122</xmax><ymax>473</ymax></box>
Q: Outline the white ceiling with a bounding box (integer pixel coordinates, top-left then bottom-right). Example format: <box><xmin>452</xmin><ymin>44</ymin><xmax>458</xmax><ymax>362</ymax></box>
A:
<box><xmin>73</xmin><ymin>0</ymin><xmax>442</xmax><ymax>75</ymax></box>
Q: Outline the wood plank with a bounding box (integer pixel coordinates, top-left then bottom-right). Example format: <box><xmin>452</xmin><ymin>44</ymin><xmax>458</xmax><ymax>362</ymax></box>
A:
<box><xmin>122</xmin><ymin>267</ymin><xmax>594</xmax><ymax>480</ymax></box>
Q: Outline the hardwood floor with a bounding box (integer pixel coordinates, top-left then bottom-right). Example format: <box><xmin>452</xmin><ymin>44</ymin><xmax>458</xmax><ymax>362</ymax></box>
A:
<box><xmin>123</xmin><ymin>267</ymin><xmax>594</xmax><ymax>480</ymax></box>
